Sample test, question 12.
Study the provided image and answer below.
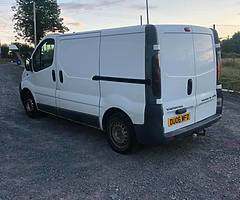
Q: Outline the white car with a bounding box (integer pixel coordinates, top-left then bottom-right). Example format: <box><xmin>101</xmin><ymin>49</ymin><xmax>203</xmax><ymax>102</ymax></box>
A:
<box><xmin>19</xmin><ymin>24</ymin><xmax>223</xmax><ymax>153</ymax></box>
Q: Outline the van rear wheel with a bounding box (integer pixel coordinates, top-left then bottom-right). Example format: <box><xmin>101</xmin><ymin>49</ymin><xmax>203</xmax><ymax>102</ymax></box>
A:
<box><xmin>106</xmin><ymin>112</ymin><xmax>135</xmax><ymax>154</ymax></box>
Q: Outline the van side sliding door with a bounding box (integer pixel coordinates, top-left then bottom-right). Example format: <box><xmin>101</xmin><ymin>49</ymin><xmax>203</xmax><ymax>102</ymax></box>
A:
<box><xmin>56</xmin><ymin>33</ymin><xmax>101</xmax><ymax>127</ymax></box>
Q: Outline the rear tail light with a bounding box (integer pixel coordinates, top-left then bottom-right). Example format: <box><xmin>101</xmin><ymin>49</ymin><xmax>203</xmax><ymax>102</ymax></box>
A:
<box><xmin>216</xmin><ymin>89</ymin><xmax>223</xmax><ymax>114</ymax></box>
<box><xmin>217</xmin><ymin>59</ymin><xmax>221</xmax><ymax>81</ymax></box>
<box><xmin>216</xmin><ymin>44</ymin><xmax>221</xmax><ymax>83</ymax></box>
<box><xmin>152</xmin><ymin>54</ymin><xmax>161</xmax><ymax>97</ymax></box>
<box><xmin>217</xmin><ymin>97</ymin><xmax>223</xmax><ymax>108</ymax></box>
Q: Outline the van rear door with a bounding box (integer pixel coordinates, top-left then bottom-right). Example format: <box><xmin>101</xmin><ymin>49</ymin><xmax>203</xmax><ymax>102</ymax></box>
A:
<box><xmin>192</xmin><ymin>27</ymin><xmax>217</xmax><ymax>122</ymax></box>
<box><xmin>158</xmin><ymin>25</ymin><xmax>217</xmax><ymax>134</ymax></box>
<box><xmin>158</xmin><ymin>26</ymin><xmax>197</xmax><ymax>133</ymax></box>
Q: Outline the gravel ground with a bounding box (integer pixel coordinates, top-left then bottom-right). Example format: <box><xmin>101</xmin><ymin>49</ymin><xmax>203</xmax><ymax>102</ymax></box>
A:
<box><xmin>0</xmin><ymin>64</ymin><xmax>240</xmax><ymax>200</ymax></box>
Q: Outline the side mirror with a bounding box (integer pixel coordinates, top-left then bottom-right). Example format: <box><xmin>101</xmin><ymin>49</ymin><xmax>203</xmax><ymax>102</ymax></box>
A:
<box><xmin>25</xmin><ymin>58</ymin><xmax>32</xmax><ymax>71</ymax></box>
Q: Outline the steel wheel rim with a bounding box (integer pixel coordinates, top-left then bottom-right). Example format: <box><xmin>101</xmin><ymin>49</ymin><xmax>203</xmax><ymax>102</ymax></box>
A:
<box><xmin>25</xmin><ymin>99</ymin><xmax>35</xmax><ymax>113</ymax></box>
<box><xmin>111</xmin><ymin>121</ymin><xmax>129</xmax><ymax>148</ymax></box>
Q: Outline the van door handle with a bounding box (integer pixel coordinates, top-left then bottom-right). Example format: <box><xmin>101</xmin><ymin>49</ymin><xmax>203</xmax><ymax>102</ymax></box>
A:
<box><xmin>52</xmin><ymin>70</ymin><xmax>56</xmax><ymax>82</ymax></box>
<box><xmin>187</xmin><ymin>79</ymin><xmax>193</xmax><ymax>95</ymax></box>
<box><xmin>176</xmin><ymin>108</ymin><xmax>187</xmax><ymax>115</ymax></box>
<box><xmin>59</xmin><ymin>70</ymin><xmax>63</xmax><ymax>83</ymax></box>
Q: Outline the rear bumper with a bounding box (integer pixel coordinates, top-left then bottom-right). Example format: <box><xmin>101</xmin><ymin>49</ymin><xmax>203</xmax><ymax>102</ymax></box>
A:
<box><xmin>134</xmin><ymin>113</ymin><xmax>222</xmax><ymax>144</ymax></box>
<box><xmin>164</xmin><ymin>114</ymin><xmax>222</xmax><ymax>139</ymax></box>
<box><xmin>135</xmin><ymin>88</ymin><xmax>223</xmax><ymax>144</ymax></box>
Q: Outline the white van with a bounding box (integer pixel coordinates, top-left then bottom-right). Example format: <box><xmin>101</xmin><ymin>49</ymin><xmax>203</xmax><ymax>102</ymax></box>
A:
<box><xmin>20</xmin><ymin>25</ymin><xmax>223</xmax><ymax>153</ymax></box>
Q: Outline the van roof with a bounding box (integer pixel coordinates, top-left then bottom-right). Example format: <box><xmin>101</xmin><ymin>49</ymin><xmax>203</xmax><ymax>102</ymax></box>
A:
<box><xmin>55</xmin><ymin>25</ymin><xmax>146</xmax><ymax>38</ymax></box>
<box><xmin>46</xmin><ymin>24</ymin><xmax>212</xmax><ymax>39</ymax></box>
<box><xmin>156</xmin><ymin>24</ymin><xmax>212</xmax><ymax>34</ymax></box>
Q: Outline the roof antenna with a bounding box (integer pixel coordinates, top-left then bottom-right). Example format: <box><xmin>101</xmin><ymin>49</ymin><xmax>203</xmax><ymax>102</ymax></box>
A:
<box><xmin>146</xmin><ymin>0</ymin><xmax>150</xmax><ymax>24</ymax></box>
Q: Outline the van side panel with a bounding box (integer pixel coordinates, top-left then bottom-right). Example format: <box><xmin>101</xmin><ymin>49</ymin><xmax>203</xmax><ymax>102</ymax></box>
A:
<box><xmin>99</xmin><ymin>32</ymin><xmax>146</xmax><ymax>126</ymax></box>
<box><xmin>56</xmin><ymin>33</ymin><xmax>100</xmax><ymax>117</ymax></box>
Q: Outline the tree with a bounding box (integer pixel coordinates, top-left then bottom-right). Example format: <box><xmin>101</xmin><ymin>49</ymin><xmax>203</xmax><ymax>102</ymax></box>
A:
<box><xmin>12</xmin><ymin>0</ymin><xmax>69</xmax><ymax>44</ymax></box>
<box><xmin>13</xmin><ymin>43</ymin><xmax>34</xmax><ymax>59</ymax></box>
<box><xmin>221</xmin><ymin>32</ymin><xmax>240</xmax><ymax>55</ymax></box>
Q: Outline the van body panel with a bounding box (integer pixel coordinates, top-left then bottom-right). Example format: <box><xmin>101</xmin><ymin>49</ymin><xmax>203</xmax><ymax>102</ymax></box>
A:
<box><xmin>157</xmin><ymin>25</ymin><xmax>192</xmax><ymax>34</ymax></box>
<box><xmin>99</xmin><ymin>83</ymin><xmax>146</xmax><ymax>128</ymax></box>
<box><xmin>191</xmin><ymin>26</ymin><xmax>213</xmax><ymax>35</ymax></box>
<box><xmin>56</xmin><ymin>32</ymin><xmax>100</xmax><ymax>117</ymax></box>
<box><xmin>100</xmin><ymin>32</ymin><xmax>145</xmax><ymax>79</ymax></box>
<box><xmin>101</xmin><ymin>25</ymin><xmax>145</xmax><ymax>37</ymax></box>
<box><xmin>99</xmin><ymin>32</ymin><xmax>146</xmax><ymax>125</ymax></box>
<box><xmin>193</xmin><ymin>33</ymin><xmax>217</xmax><ymax>122</ymax></box>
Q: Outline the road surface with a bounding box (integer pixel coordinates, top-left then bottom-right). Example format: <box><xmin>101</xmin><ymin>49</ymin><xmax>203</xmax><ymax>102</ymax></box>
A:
<box><xmin>0</xmin><ymin>64</ymin><xmax>240</xmax><ymax>200</ymax></box>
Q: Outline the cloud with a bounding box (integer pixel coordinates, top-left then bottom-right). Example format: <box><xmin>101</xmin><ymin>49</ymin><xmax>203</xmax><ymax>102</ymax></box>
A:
<box><xmin>62</xmin><ymin>16</ymin><xmax>83</xmax><ymax>31</ymax></box>
<box><xmin>60</xmin><ymin>1</ymin><xmax>158</xmax><ymax>12</ymax></box>
<box><xmin>68</xmin><ymin>22</ymin><xmax>82</xmax><ymax>27</ymax></box>
<box><xmin>0</xmin><ymin>14</ymin><xmax>15</xmax><ymax>44</ymax></box>
<box><xmin>60</xmin><ymin>0</ymin><xmax>126</xmax><ymax>11</ymax></box>
<box><xmin>129</xmin><ymin>4</ymin><xmax>159</xmax><ymax>11</ymax></box>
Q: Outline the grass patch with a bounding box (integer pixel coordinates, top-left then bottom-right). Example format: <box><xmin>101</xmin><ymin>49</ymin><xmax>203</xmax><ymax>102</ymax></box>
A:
<box><xmin>0</xmin><ymin>58</ymin><xmax>11</xmax><ymax>64</ymax></box>
<box><xmin>221</xmin><ymin>58</ymin><xmax>240</xmax><ymax>91</ymax></box>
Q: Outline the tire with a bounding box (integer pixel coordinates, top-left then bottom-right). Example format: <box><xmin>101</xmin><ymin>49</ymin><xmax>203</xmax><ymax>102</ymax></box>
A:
<box><xmin>106</xmin><ymin>112</ymin><xmax>135</xmax><ymax>154</ymax></box>
<box><xmin>23</xmin><ymin>95</ymin><xmax>40</xmax><ymax>118</ymax></box>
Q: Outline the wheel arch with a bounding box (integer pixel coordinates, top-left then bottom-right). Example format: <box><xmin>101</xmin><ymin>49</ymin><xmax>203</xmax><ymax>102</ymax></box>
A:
<box><xmin>101</xmin><ymin>107</ymin><xmax>134</xmax><ymax>132</ymax></box>
<box><xmin>20</xmin><ymin>88</ymin><xmax>34</xmax><ymax>102</ymax></box>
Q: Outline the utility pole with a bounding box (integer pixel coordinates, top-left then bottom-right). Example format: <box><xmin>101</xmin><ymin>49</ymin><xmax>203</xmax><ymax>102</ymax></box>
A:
<box><xmin>146</xmin><ymin>0</ymin><xmax>150</xmax><ymax>24</ymax></box>
<box><xmin>33</xmin><ymin>1</ymin><xmax>37</xmax><ymax>47</ymax></box>
<box><xmin>140</xmin><ymin>15</ymin><xmax>143</xmax><ymax>26</ymax></box>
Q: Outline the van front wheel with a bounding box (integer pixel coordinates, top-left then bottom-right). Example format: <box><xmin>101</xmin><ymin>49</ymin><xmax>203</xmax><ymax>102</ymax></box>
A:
<box><xmin>23</xmin><ymin>96</ymin><xmax>40</xmax><ymax>118</ymax></box>
<box><xmin>106</xmin><ymin>112</ymin><xmax>135</xmax><ymax>154</ymax></box>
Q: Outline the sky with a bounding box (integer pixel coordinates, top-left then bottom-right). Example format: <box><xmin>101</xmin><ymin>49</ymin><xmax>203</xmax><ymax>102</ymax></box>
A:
<box><xmin>0</xmin><ymin>0</ymin><xmax>240</xmax><ymax>44</ymax></box>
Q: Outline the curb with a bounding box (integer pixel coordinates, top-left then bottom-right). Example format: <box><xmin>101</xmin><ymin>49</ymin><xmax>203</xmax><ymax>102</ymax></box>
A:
<box><xmin>222</xmin><ymin>89</ymin><xmax>240</xmax><ymax>95</ymax></box>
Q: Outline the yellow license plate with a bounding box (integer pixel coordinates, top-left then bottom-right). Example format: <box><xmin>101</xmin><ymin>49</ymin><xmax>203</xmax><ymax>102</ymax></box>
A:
<box><xmin>168</xmin><ymin>112</ymin><xmax>191</xmax><ymax>127</ymax></box>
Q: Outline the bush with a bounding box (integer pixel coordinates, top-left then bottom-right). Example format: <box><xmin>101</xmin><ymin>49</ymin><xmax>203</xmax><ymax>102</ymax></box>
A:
<box><xmin>14</xmin><ymin>43</ymin><xmax>34</xmax><ymax>60</ymax></box>
<box><xmin>1</xmin><ymin>45</ymin><xmax>9</xmax><ymax>58</ymax></box>
<box><xmin>221</xmin><ymin>52</ymin><xmax>240</xmax><ymax>59</ymax></box>
<box><xmin>221</xmin><ymin>32</ymin><xmax>240</xmax><ymax>55</ymax></box>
